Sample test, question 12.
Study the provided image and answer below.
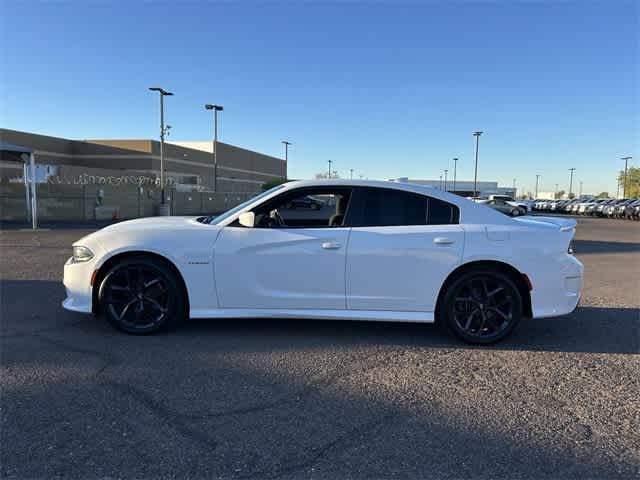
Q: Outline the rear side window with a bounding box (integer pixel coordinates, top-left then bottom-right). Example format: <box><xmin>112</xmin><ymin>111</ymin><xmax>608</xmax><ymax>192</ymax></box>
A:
<box><xmin>354</xmin><ymin>188</ymin><xmax>459</xmax><ymax>226</ymax></box>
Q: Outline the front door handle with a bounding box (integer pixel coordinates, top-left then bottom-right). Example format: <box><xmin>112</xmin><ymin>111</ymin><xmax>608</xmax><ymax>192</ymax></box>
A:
<box><xmin>322</xmin><ymin>242</ymin><xmax>341</xmax><ymax>250</ymax></box>
<box><xmin>433</xmin><ymin>237</ymin><xmax>454</xmax><ymax>245</ymax></box>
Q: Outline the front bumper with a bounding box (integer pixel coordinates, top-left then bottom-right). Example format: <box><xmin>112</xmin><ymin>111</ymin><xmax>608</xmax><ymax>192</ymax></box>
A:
<box><xmin>62</xmin><ymin>256</ymin><xmax>95</xmax><ymax>314</ymax></box>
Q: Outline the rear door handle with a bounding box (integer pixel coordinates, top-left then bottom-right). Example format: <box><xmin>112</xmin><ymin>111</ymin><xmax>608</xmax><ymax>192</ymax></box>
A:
<box><xmin>322</xmin><ymin>242</ymin><xmax>341</xmax><ymax>250</ymax></box>
<box><xmin>433</xmin><ymin>237</ymin><xmax>454</xmax><ymax>245</ymax></box>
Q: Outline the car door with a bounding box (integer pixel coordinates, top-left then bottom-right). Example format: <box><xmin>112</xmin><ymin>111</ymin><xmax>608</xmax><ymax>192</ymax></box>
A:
<box><xmin>345</xmin><ymin>187</ymin><xmax>464</xmax><ymax>312</ymax></box>
<box><xmin>214</xmin><ymin>187</ymin><xmax>353</xmax><ymax>310</ymax></box>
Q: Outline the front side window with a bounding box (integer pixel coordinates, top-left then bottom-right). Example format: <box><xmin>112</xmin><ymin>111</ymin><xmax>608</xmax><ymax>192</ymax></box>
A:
<box><xmin>251</xmin><ymin>188</ymin><xmax>353</xmax><ymax>228</ymax></box>
<box><xmin>353</xmin><ymin>188</ymin><xmax>459</xmax><ymax>226</ymax></box>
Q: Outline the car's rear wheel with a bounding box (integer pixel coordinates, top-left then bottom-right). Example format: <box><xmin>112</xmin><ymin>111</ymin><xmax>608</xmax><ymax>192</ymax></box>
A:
<box><xmin>98</xmin><ymin>257</ymin><xmax>186</xmax><ymax>334</ymax></box>
<box><xmin>441</xmin><ymin>269</ymin><xmax>523</xmax><ymax>344</ymax></box>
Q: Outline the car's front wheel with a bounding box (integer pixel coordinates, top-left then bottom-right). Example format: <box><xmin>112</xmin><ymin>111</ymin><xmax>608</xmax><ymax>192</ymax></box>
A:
<box><xmin>98</xmin><ymin>256</ymin><xmax>187</xmax><ymax>334</ymax></box>
<box><xmin>441</xmin><ymin>269</ymin><xmax>523</xmax><ymax>344</ymax></box>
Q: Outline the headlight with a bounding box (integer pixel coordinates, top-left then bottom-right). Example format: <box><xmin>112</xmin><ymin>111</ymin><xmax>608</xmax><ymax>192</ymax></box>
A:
<box><xmin>72</xmin><ymin>246</ymin><xmax>94</xmax><ymax>263</ymax></box>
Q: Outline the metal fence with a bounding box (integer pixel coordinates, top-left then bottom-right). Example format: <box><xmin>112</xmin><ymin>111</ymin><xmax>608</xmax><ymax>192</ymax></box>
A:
<box><xmin>0</xmin><ymin>183</ymin><xmax>254</xmax><ymax>222</ymax></box>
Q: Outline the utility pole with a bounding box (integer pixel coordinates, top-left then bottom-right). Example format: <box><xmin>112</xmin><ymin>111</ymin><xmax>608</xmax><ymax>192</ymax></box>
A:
<box><xmin>579</xmin><ymin>181</ymin><xmax>583</xmax><ymax>197</ymax></box>
<box><xmin>535</xmin><ymin>174</ymin><xmax>540</xmax><ymax>198</ymax></box>
<box><xmin>350</xmin><ymin>168</ymin><xmax>354</xmax><ymax>179</ymax></box>
<box><xmin>327</xmin><ymin>160</ymin><xmax>332</xmax><ymax>179</ymax></box>
<box><xmin>555</xmin><ymin>183</ymin><xmax>559</xmax><ymax>198</ymax></box>
<box><xmin>568</xmin><ymin>168</ymin><xmax>576</xmax><ymax>198</ymax></box>
<box><xmin>439</xmin><ymin>175</ymin><xmax>443</xmax><ymax>190</ymax></box>
<box><xmin>621</xmin><ymin>156</ymin><xmax>632</xmax><ymax>198</ymax></box>
<box><xmin>281</xmin><ymin>141</ymin><xmax>291</xmax><ymax>180</ymax></box>
<box><xmin>204</xmin><ymin>103</ymin><xmax>224</xmax><ymax>192</ymax></box>
<box><xmin>444</xmin><ymin>169</ymin><xmax>448</xmax><ymax>191</ymax></box>
<box><xmin>149</xmin><ymin>87</ymin><xmax>174</xmax><ymax>213</ymax></box>
<box><xmin>472</xmin><ymin>131</ymin><xmax>483</xmax><ymax>197</ymax></box>
<box><xmin>452</xmin><ymin>158</ymin><xmax>458</xmax><ymax>193</ymax></box>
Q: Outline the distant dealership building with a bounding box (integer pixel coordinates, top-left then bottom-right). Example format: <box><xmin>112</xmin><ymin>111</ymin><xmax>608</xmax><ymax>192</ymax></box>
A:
<box><xmin>389</xmin><ymin>178</ymin><xmax>516</xmax><ymax>197</ymax></box>
<box><xmin>0</xmin><ymin>128</ymin><xmax>284</xmax><ymax>193</ymax></box>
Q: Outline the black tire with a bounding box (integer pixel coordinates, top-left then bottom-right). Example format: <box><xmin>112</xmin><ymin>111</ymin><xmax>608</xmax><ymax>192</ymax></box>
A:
<box><xmin>440</xmin><ymin>269</ymin><xmax>523</xmax><ymax>345</ymax></box>
<box><xmin>98</xmin><ymin>256</ymin><xmax>187</xmax><ymax>334</ymax></box>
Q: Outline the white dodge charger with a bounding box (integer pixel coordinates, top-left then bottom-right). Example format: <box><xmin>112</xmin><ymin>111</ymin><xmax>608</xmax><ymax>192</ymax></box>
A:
<box><xmin>63</xmin><ymin>180</ymin><xmax>583</xmax><ymax>344</ymax></box>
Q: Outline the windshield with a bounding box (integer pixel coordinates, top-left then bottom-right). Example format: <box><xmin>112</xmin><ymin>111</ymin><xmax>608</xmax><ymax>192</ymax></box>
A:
<box><xmin>203</xmin><ymin>184</ymin><xmax>286</xmax><ymax>225</ymax></box>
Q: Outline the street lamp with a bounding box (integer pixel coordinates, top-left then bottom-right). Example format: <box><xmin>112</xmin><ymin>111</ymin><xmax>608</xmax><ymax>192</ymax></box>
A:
<box><xmin>149</xmin><ymin>87</ymin><xmax>174</xmax><ymax>212</ymax></box>
<box><xmin>204</xmin><ymin>104</ymin><xmax>224</xmax><ymax>192</ymax></box>
<box><xmin>621</xmin><ymin>156</ymin><xmax>632</xmax><ymax>198</ymax></box>
<box><xmin>444</xmin><ymin>169</ymin><xmax>448</xmax><ymax>191</ymax></box>
<box><xmin>452</xmin><ymin>158</ymin><xmax>458</xmax><ymax>193</ymax></box>
<box><xmin>579</xmin><ymin>181</ymin><xmax>583</xmax><ymax>197</ymax></box>
<box><xmin>350</xmin><ymin>168</ymin><xmax>354</xmax><ymax>179</ymax></box>
<box><xmin>281</xmin><ymin>141</ymin><xmax>291</xmax><ymax>180</ymax></box>
<box><xmin>439</xmin><ymin>175</ymin><xmax>443</xmax><ymax>190</ymax></box>
<box><xmin>568</xmin><ymin>168</ymin><xmax>576</xmax><ymax>198</ymax></box>
<box><xmin>472</xmin><ymin>131</ymin><xmax>483</xmax><ymax>197</ymax></box>
<box><xmin>513</xmin><ymin>178</ymin><xmax>516</xmax><ymax>197</ymax></box>
<box><xmin>327</xmin><ymin>160</ymin><xmax>332</xmax><ymax>179</ymax></box>
<box><xmin>535</xmin><ymin>174</ymin><xmax>540</xmax><ymax>198</ymax></box>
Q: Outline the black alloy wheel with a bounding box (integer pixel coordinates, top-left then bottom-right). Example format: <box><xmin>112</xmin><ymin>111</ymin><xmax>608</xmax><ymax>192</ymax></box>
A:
<box><xmin>99</xmin><ymin>257</ymin><xmax>186</xmax><ymax>334</ymax></box>
<box><xmin>442</xmin><ymin>270</ymin><xmax>523</xmax><ymax>344</ymax></box>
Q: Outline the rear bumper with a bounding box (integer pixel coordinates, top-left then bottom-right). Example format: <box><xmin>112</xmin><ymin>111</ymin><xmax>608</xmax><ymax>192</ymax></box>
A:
<box><xmin>530</xmin><ymin>254</ymin><xmax>583</xmax><ymax>319</ymax></box>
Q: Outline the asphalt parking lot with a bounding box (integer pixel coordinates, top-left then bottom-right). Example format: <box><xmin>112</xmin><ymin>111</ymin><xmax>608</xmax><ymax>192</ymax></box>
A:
<box><xmin>1</xmin><ymin>217</ymin><xmax>638</xmax><ymax>479</ymax></box>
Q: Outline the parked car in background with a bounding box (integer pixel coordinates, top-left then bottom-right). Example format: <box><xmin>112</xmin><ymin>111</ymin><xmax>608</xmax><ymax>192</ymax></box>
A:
<box><xmin>595</xmin><ymin>198</ymin><xmax>617</xmax><ymax>216</ymax></box>
<box><xmin>626</xmin><ymin>200</ymin><xmax>640</xmax><ymax>220</ymax></box>
<box><xmin>286</xmin><ymin>195</ymin><xmax>326</xmax><ymax>210</ymax></box>
<box><xmin>487</xmin><ymin>195</ymin><xmax>532</xmax><ymax>213</ymax></box>
<box><xmin>478</xmin><ymin>198</ymin><xmax>526</xmax><ymax>216</ymax></box>
<box><xmin>63</xmin><ymin>179</ymin><xmax>583</xmax><ymax>345</ymax></box>
<box><xmin>605</xmin><ymin>199</ymin><xmax>633</xmax><ymax>218</ymax></box>
<box><xmin>582</xmin><ymin>198</ymin><xmax>608</xmax><ymax>215</ymax></box>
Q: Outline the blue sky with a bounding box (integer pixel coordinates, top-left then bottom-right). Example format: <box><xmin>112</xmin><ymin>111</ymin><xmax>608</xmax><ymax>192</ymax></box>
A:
<box><xmin>1</xmin><ymin>1</ymin><xmax>637</xmax><ymax>195</ymax></box>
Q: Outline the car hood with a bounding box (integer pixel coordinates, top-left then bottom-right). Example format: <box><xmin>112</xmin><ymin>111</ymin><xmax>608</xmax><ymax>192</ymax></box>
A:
<box><xmin>98</xmin><ymin>216</ymin><xmax>203</xmax><ymax>233</ymax></box>
<box><xmin>72</xmin><ymin>216</ymin><xmax>210</xmax><ymax>248</ymax></box>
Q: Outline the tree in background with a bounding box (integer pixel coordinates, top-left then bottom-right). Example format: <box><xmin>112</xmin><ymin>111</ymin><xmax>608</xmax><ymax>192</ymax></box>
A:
<box><xmin>617</xmin><ymin>167</ymin><xmax>640</xmax><ymax>198</ymax></box>
<box><xmin>554</xmin><ymin>190</ymin><xmax>565</xmax><ymax>199</ymax></box>
<box><xmin>597</xmin><ymin>192</ymin><xmax>609</xmax><ymax>198</ymax></box>
<box><xmin>568</xmin><ymin>192</ymin><xmax>575</xmax><ymax>199</ymax></box>
<box><xmin>261</xmin><ymin>177</ymin><xmax>288</xmax><ymax>191</ymax></box>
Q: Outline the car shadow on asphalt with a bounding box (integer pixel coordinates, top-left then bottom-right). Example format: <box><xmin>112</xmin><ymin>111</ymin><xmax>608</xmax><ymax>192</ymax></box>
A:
<box><xmin>2</xmin><ymin>280</ymin><xmax>638</xmax><ymax>478</ymax></box>
<box><xmin>573</xmin><ymin>239</ymin><xmax>640</xmax><ymax>254</ymax></box>
<box><xmin>2</xmin><ymin>280</ymin><xmax>637</xmax><ymax>355</ymax></box>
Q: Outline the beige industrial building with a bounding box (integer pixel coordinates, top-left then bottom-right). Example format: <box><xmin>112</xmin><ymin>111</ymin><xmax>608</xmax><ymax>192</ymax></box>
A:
<box><xmin>0</xmin><ymin>128</ymin><xmax>285</xmax><ymax>222</ymax></box>
<box><xmin>0</xmin><ymin>128</ymin><xmax>285</xmax><ymax>193</ymax></box>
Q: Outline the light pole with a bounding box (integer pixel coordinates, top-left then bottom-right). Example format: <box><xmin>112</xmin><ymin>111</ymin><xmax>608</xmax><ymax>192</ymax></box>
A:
<box><xmin>472</xmin><ymin>131</ymin><xmax>483</xmax><ymax>197</ymax></box>
<box><xmin>513</xmin><ymin>178</ymin><xmax>516</xmax><ymax>197</ymax></box>
<box><xmin>350</xmin><ymin>168</ymin><xmax>354</xmax><ymax>179</ymax></box>
<box><xmin>444</xmin><ymin>169</ymin><xmax>448</xmax><ymax>191</ymax></box>
<box><xmin>149</xmin><ymin>87</ymin><xmax>174</xmax><ymax>211</ymax></box>
<box><xmin>568</xmin><ymin>168</ymin><xmax>576</xmax><ymax>198</ymax></box>
<box><xmin>204</xmin><ymin>104</ymin><xmax>223</xmax><ymax>192</ymax></box>
<box><xmin>555</xmin><ymin>183</ymin><xmax>559</xmax><ymax>198</ymax></box>
<box><xmin>327</xmin><ymin>160</ymin><xmax>332</xmax><ymax>179</ymax></box>
<box><xmin>621</xmin><ymin>156</ymin><xmax>632</xmax><ymax>198</ymax></box>
<box><xmin>281</xmin><ymin>141</ymin><xmax>291</xmax><ymax>180</ymax></box>
<box><xmin>439</xmin><ymin>175</ymin><xmax>443</xmax><ymax>190</ymax></box>
<box><xmin>452</xmin><ymin>158</ymin><xmax>458</xmax><ymax>193</ymax></box>
<box><xmin>535</xmin><ymin>174</ymin><xmax>540</xmax><ymax>198</ymax></box>
<box><xmin>579</xmin><ymin>181</ymin><xmax>583</xmax><ymax>197</ymax></box>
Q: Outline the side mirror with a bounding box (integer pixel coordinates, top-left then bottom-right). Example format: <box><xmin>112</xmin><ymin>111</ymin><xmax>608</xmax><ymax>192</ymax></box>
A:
<box><xmin>238</xmin><ymin>211</ymin><xmax>255</xmax><ymax>228</ymax></box>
